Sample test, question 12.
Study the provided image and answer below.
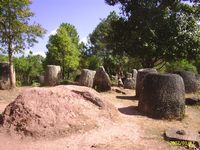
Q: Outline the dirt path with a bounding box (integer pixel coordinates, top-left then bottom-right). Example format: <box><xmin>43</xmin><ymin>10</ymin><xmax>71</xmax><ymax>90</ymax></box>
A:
<box><xmin>0</xmin><ymin>87</ymin><xmax>199</xmax><ymax>150</ymax></box>
<box><xmin>102</xmin><ymin>88</ymin><xmax>200</xmax><ymax>149</ymax></box>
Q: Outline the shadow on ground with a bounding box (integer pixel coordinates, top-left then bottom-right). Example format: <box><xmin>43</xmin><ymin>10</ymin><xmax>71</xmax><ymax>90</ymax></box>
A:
<box><xmin>118</xmin><ymin>106</ymin><xmax>143</xmax><ymax>116</ymax></box>
<box><xmin>116</xmin><ymin>96</ymin><xmax>138</xmax><ymax>101</ymax></box>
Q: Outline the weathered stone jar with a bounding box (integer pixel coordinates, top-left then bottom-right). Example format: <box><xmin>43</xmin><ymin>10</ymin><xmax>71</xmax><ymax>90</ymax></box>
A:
<box><xmin>79</xmin><ymin>69</ymin><xmax>96</xmax><ymax>87</ymax></box>
<box><xmin>0</xmin><ymin>62</ymin><xmax>15</xmax><ymax>90</ymax></box>
<box><xmin>44</xmin><ymin>65</ymin><xmax>61</xmax><ymax>86</ymax></box>
<box><xmin>173</xmin><ymin>71</ymin><xmax>198</xmax><ymax>93</ymax></box>
<box><xmin>136</xmin><ymin>68</ymin><xmax>157</xmax><ymax>98</ymax></box>
<box><xmin>138</xmin><ymin>73</ymin><xmax>185</xmax><ymax>120</ymax></box>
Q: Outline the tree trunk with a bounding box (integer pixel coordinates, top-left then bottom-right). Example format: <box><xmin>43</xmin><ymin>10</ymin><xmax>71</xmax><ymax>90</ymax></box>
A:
<box><xmin>62</xmin><ymin>66</ymin><xmax>65</xmax><ymax>79</ymax></box>
<box><xmin>67</xmin><ymin>71</ymin><xmax>70</xmax><ymax>79</ymax></box>
<box><xmin>141</xmin><ymin>59</ymin><xmax>155</xmax><ymax>68</ymax></box>
<box><xmin>8</xmin><ymin>47</ymin><xmax>16</xmax><ymax>89</ymax></box>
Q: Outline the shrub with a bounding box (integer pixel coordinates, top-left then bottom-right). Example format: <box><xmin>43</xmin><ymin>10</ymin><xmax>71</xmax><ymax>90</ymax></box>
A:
<box><xmin>165</xmin><ymin>60</ymin><xmax>197</xmax><ymax>73</ymax></box>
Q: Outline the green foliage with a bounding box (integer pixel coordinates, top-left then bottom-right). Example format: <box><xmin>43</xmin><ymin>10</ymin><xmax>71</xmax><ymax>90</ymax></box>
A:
<box><xmin>89</xmin><ymin>11</ymin><xmax>119</xmax><ymax>54</ymax></box>
<box><xmin>31</xmin><ymin>80</ymin><xmax>40</xmax><ymax>87</ymax></box>
<box><xmin>45</xmin><ymin>23</ymin><xmax>80</xmax><ymax>79</ymax></box>
<box><xmin>86</xmin><ymin>55</ymin><xmax>102</xmax><ymax>70</ymax></box>
<box><xmin>0</xmin><ymin>0</ymin><xmax>46</xmax><ymax>53</ymax></box>
<box><xmin>165</xmin><ymin>59</ymin><xmax>198</xmax><ymax>73</ymax></box>
<box><xmin>0</xmin><ymin>54</ymin><xmax>8</xmax><ymax>62</ymax></box>
<box><xmin>60</xmin><ymin>79</ymin><xmax>77</xmax><ymax>85</ymax></box>
<box><xmin>14</xmin><ymin>52</ymin><xmax>44</xmax><ymax>85</ymax></box>
<box><xmin>193</xmin><ymin>55</ymin><xmax>200</xmax><ymax>73</ymax></box>
<box><xmin>0</xmin><ymin>0</ymin><xmax>46</xmax><ymax>88</ymax></box>
<box><xmin>79</xmin><ymin>54</ymin><xmax>102</xmax><ymax>70</ymax></box>
<box><xmin>105</xmin><ymin>0</ymin><xmax>200</xmax><ymax>68</ymax></box>
<box><xmin>16</xmin><ymin>80</ymin><xmax>22</xmax><ymax>87</ymax></box>
<box><xmin>88</xmin><ymin>11</ymin><xmax>141</xmax><ymax>75</ymax></box>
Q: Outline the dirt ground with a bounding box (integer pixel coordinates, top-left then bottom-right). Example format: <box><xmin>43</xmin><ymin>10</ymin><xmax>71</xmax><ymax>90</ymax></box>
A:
<box><xmin>0</xmin><ymin>86</ymin><xmax>199</xmax><ymax>150</ymax></box>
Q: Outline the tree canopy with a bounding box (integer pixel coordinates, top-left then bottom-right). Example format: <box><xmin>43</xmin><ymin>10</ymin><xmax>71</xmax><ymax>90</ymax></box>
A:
<box><xmin>89</xmin><ymin>11</ymin><xmax>139</xmax><ymax>75</ymax></box>
<box><xmin>45</xmin><ymin>23</ymin><xmax>80</xmax><ymax>79</ymax></box>
<box><xmin>14</xmin><ymin>52</ymin><xmax>44</xmax><ymax>85</ymax></box>
<box><xmin>105</xmin><ymin>0</ymin><xmax>200</xmax><ymax>68</ymax></box>
<box><xmin>0</xmin><ymin>0</ymin><xmax>46</xmax><ymax>88</ymax></box>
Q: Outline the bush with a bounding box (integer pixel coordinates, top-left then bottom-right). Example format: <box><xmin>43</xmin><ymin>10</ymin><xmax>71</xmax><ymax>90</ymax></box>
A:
<box><xmin>60</xmin><ymin>79</ymin><xmax>78</xmax><ymax>85</ymax></box>
<box><xmin>31</xmin><ymin>80</ymin><xmax>40</xmax><ymax>87</ymax></box>
<box><xmin>16</xmin><ymin>80</ymin><xmax>22</xmax><ymax>87</ymax></box>
<box><xmin>165</xmin><ymin>60</ymin><xmax>197</xmax><ymax>73</ymax></box>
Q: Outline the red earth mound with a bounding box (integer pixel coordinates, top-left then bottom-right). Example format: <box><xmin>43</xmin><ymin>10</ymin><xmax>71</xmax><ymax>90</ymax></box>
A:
<box><xmin>1</xmin><ymin>85</ymin><xmax>119</xmax><ymax>138</ymax></box>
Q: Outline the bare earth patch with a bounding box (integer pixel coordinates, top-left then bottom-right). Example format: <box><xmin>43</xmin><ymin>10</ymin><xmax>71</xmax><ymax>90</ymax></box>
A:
<box><xmin>0</xmin><ymin>86</ymin><xmax>199</xmax><ymax>149</ymax></box>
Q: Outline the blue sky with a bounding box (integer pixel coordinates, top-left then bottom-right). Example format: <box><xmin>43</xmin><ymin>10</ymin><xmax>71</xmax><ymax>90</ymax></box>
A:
<box><xmin>28</xmin><ymin>0</ymin><xmax>120</xmax><ymax>57</ymax></box>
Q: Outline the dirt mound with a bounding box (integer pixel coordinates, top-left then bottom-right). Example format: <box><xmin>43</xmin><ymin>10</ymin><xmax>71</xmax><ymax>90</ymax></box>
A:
<box><xmin>1</xmin><ymin>85</ymin><xmax>119</xmax><ymax>138</ymax></box>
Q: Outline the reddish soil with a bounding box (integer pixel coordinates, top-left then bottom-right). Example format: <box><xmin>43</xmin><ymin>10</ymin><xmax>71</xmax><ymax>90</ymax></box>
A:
<box><xmin>1</xmin><ymin>85</ymin><xmax>119</xmax><ymax>139</ymax></box>
<box><xmin>0</xmin><ymin>86</ymin><xmax>199</xmax><ymax>150</ymax></box>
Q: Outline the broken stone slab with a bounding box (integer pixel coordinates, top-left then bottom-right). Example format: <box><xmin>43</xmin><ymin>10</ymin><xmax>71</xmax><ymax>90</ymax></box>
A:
<box><xmin>185</xmin><ymin>98</ymin><xmax>200</xmax><ymax>106</ymax></box>
<box><xmin>165</xmin><ymin>128</ymin><xmax>200</xmax><ymax>148</ymax></box>
<box><xmin>111</xmin><ymin>87</ymin><xmax>126</xmax><ymax>95</ymax></box>
<box><xmin>114</xmin><ymin>89</ymin><xmax>126</xmax><ymax>95</ymax></box>
<box><xmin>124</xmin><ymin>78</ymin><xmax>136</xmax><ymax>89</ymax></box>
<box><xmin>93</xmin><ymin>66</ymin><xmax>111</xmax><ymax>91</ymax></box>
<box><xmin>125</xmin><ymin>72</ymin><xmax>132</xmax><ymax>79</ymax></box>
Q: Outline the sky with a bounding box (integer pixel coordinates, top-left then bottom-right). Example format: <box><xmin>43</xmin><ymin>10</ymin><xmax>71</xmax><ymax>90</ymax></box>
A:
<box><xmin>28</xmin><ymin>0</ymin><xmax>120</xmax><ymax>57</ymax></box>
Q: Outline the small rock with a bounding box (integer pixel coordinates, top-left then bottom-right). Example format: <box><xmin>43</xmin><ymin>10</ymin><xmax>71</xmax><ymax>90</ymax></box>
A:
<box><xmin>176</xmin><ymin>130</ymin><xmax>186</xmax><ymax>135</ymax></box>
<box><xmin>118</xmin><ymin>78</ymin><xmax>124</xmax><ymax>87</ymax></box>
<box><xmin>124</xmin><ymin>78</ymin><xmax>136</xmax><ymax>89</ymax></box>
<box><xmin>126</xmin><ymin>73</ymin><xmax>132</xmax><ymax>79</ymax></box>
<box><xmin>114</xmin><ymin>89</ymin><xmax>126</xmax><ymax>95</ymax></box>
<box><xmin>185</xmin><ymin>98</ymin><xmax>200</xmax><ymax>106</ymax></box>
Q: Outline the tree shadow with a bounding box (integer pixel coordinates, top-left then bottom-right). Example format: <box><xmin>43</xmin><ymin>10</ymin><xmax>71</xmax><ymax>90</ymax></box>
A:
<box><xmin>116</xmin><ymin>95</ymin><xmax>138</xmax><ymax>101</ymax></box>
<box><xmin>118</xmin><ymin>106</ymin><xmax>144</xmax><ymax>116</ymax></box>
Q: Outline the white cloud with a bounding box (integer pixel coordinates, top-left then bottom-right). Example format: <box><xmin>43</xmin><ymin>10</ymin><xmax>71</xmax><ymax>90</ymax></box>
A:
<box><xmin>23</xmin><ymin>50</ymin><xmax>46</xmax><ymax>58</ymax></box>
<box><xmin>80</xmin><ymin>37</ymin><xmax>88</xmax><ymax>44</ymax></box>
<box><xmin>48</xmin><ymin>28</ymin><xmax>58</xmax><ymax>36</ymax></box>
<box><xmin>32</xmin><ymin>51</ymin><xmax>46</xmax><ymax>58</ymax></box>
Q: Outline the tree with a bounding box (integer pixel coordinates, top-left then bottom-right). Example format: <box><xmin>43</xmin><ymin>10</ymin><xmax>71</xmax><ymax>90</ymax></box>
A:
<box><xmin>45</xmin><ymin>23</ymin><xmax>80</xmax><ymax>79</ymax></box>
<box><xmin>89</xmin><ymin>11</ymin><xmax>119</xmax><ymax>55</ymax></box>
<box><xmin>89</xmin><ymin>11</ymin><xmax>135</xmax><ymax>76</ymax></box>
<box><xmin>14</xmin><ymin>52</ymin><xmax>44</xmax><ymax>85</ymax></box>
<box><xmin>0</xmin><ymin>54</ymin><xmax>8</xmax><ymax>62</ymax></box>
<box><xmin>165</xmin><ymin>59</ymin><xmax>198</xmax><ymax>73</ymax></box>
<box><xmin>105</xmin><ymin>0</ymin><xmax>200</xmax><ymax>68</ymax></box>
<box><xmin>0</xmin><ymin>0</ymin><xmax>46</xmax><ymax>88</ymax></box>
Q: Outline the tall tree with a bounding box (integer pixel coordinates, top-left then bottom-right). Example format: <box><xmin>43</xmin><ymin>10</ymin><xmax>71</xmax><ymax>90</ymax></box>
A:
<box><xmin>105</xmin><ymin>0</ymin><xmax>200</xmax><ymax>68</ymax></box>
<box><xmin>0</xmin><ymin>0</ymin><xmax>46</xmax><ymax>88</ymax></box>
<box><xmin>45</xmin><ymin>23</ymin><xmax>80</xmax><ymax>79</ymax></box>
<box><xmin>89</xmin><ymin>11</ymin><xmax>119</xmax><ymax>55</ymax></box>
<box><xmin>14</xmin><ymin>52</ymin><xmax>44</xmax><ymax>85</ymax></box>
<box><xmin>89</xmin><ymin>11</ymin><xmax>133</xmax><ymax>75</ymax></box>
